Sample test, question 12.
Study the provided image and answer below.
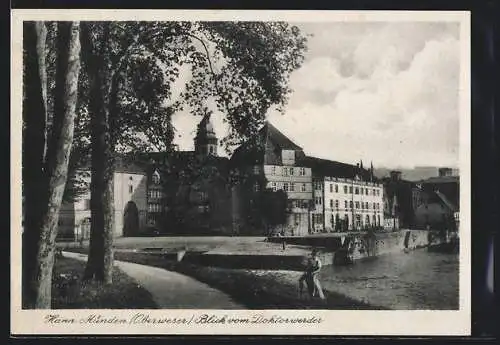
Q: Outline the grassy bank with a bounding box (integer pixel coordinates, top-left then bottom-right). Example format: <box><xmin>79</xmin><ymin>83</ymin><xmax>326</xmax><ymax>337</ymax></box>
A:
<box><xmin>66</xmin><ymin>248</ymin><xmax>387</xmax><ymax>310</ymax></box>
<box><xmin>52</xmin><ymin>255</ymin><xmax>157</xmax><ymax>309</ymax></box>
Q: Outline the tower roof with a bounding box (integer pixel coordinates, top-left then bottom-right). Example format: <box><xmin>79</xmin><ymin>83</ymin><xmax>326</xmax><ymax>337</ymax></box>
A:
<box><xmin>196</xmin><ymin>112</ymin><xmax>217</xmax><ymax>139</ymax></box>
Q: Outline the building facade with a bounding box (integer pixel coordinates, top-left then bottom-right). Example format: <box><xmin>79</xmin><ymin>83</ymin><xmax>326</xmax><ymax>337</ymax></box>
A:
<box><xmin>230</xmin><ymin>122</ymin><xmax>313</xmax><ymax>236</ymax></box>
<box><xmin>145</xmin><ymin>113</ymin><xmax>234</xmax><ymax>235</ymax></box>
<box><xmin>57</xmin><ymin>161</ymin><xmax>148</xmax><ymax>240</ymax></box>
<box><xmin>305</xmin><ymin>157</ymin><xmax>384</xmax><ymax>233</ymax></box>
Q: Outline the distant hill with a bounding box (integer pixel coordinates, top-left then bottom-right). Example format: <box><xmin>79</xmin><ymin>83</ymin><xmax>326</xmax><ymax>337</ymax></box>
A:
<box><xmin>374</xmin><ymin>166</ymin><xmax>459</xmax><ymax>182</ymax></box>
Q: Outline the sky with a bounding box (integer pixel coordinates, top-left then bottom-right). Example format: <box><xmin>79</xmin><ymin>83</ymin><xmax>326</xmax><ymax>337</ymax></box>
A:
<box><xmin>171</xmin><ymin>21</ymin><xmax>461</xmax><ymax>169</ymax></box>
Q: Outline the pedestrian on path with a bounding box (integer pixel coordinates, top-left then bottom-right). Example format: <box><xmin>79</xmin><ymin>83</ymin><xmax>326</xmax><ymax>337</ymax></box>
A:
<box><xmin>299</xmin><ymin>248</ymin><xmax>325</xmax><ymax>300</ymax></box>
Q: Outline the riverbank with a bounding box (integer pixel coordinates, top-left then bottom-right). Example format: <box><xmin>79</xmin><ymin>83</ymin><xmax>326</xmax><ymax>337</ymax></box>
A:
<box><xmin>116</xmin><ymin>252</ymin><xmax>388</xmax><ymax>309</ymax></box>
<box><xmin>52</xmin><ymin>255</ymin><xmax>157</xmax><ymax>309</ymax></box>
<box><xmin>71</xmin><ymin>248</ymin><xmax>384</xmax><ymax>310</ymax></box>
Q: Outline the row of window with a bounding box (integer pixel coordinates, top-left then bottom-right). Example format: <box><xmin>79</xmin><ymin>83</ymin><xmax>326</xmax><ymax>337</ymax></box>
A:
<box><xmin>270</xmin><ymin>182</ymin><xmax>308</xmax><ymax>192</ymax></box>
<box><xmin>315</xmin><ymin>198</ymin><xmax>381</xmax><ymax>210</ymax></box>
<box><xmin>148</xmin><ymin>203</ymin><xmax>162</xmax><ymax>213</ymax></box>
<box><xmin>148</xmin><ymin>189</ymin><xmax>162</xmax><ymax>199</ymax></box>
<box><xmin>312</xmin><ymin>213</ymin><xmax>382</xmax><ymax>227</ymax></box>
<box><xmin>266</xmin><ymin>166</ymin><xmax>307</xmax><ymax>177</ymax></box>
<box><xmin>314</xmin><ymin>182</ymin><xmax>381</xmax><ymax>196</ymax></box>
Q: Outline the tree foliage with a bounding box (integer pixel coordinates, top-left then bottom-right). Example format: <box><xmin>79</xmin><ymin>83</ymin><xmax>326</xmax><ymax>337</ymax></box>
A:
<box><xmin>77</xmin><ymin>20</ymin><xmax>307</xmax><ymax>281</ymax></box>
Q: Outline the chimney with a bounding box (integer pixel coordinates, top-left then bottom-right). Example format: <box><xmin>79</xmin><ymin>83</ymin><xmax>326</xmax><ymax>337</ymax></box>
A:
<box><xmin>438</xmin><ymin>167</ymin><xmax>452</xmax><ymax>177</ymax></box>
<box><xmin>390</xmin><ymin>170</ymin><xmax>402</xmax><ymax>181</ymax></box>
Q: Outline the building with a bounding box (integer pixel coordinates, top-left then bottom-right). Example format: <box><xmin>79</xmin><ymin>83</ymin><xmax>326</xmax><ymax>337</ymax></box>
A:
<box><xmin>413</xmin><ymin>167</ymin><xmax>459</xmax><ymax>230</ymax></box>
<box><xmin>381</xmin><ymin>171</ymin><xmax>418</xmax><ymax>229</ymax></box>
<box><xmin>144</xmin><ymin>113</ymin><xmax>235</xmax><ymax>235</ymax></box>
<box><xmin>230</xmin><ymin>122</ymin><xmax>313</xmax><ymax>236</ymax></box>
<box><xmin>419</xmin><ymin>168</ymin><xmax>460</xmax><ymax>209</ymax></box>
<box><xmin>57</xmin><ymin>159</ymin><xmax>148</xmax><ymax>240</ymax></box>
<box><xmin>303</xmin><ymin>157</ymin><xmax>384</xmax><ymax>232</ymax></box>
<box><xmin>146</xmin><ymin>168</ymin><xmax>163</xmax><ymax>229</ymax></box>
<box><xmin>413</xmin><ymin>189</ymin><xmax>458</xmax><ymax>230</ymax></box>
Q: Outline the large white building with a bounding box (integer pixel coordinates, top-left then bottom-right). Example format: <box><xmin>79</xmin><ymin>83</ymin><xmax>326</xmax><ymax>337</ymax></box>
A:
<box><xmin>304</xmin><ymin>157</ymin><xmax>384</xmax><ymax>233</ymax></box>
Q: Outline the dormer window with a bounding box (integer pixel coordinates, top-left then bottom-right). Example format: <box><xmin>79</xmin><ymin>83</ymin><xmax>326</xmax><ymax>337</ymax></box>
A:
<box><xmin>282</xmin><ymin>149</ymin><xmax>295</xmax><ymax>165</ymax></box>
<box><xmin>152</xmin><ymin>170</ymin><xmax>160</xmax><ymax>184</ymax></box>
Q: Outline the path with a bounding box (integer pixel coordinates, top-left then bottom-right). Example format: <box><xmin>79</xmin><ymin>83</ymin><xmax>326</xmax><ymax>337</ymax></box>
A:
<box><xmin>63</xmin><ymin>251</ymin><xmax>245</xmax><ymax>309</ymax></box>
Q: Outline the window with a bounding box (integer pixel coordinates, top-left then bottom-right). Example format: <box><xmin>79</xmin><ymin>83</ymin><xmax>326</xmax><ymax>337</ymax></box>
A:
<box><xmin>300</xmin><ymin>167</ymin><xmax>306</xmax><ymax>176</ymax></box>
<box><xmin>295</xmin><ymin>200</ymin><xmax>301</xmax><ymax>208</ymax></box>
<box><xmin>331</xmin><ymin>214</ymin><xmax>334</xmax><ymax>227</ymax></box>
<box><xmin>330</xmin><ymin>184</ymin><xmax>333</xmax><ymax>193</ymax></box>
<box><xmin>360</xmin><ymin>188</ymin><xmax>364</xmax><ymax>195</ymax></box>
<box><xmin>290</xmin><ymin>183</ymin><xmax>295</xmax><ymax>192</ymax></box>
<box><xmin>366</xmin><ymin>188</ymin><xmax>369</xmax><ymax>195</ymax></box>
<box><xmin>349</xmin><ymin>186</ymin><xmax>353</xmax><ymax>194</ymax></box>
<box><xmin>361</xmin><ymin>202</ymin><xmax>364</xmax><ymax>210</ymax></box>
<box><xmin>284</xmin><ymin>183</ymin><xmax>289</xmax><ymax>192</ymax></box>
<box><xmin>350</xmin><ymin>201</ymin><xmax>353</xmax><ymax>209</ymax></box>
<box><xmin>330</xmin><ymin>199</ymin><xmax>333</xmax><ymax>208</ymax></box>
<box><xmin>315</xmin><ymin>197</ymin><xmax>322</xmax><ymax>205</ymax></box>
<box><xmin>271</xmin><ymin>166</ymin><xmax>276</xmax><ymax>175</ymax></box>
<box><xmin>253</xmin><ymin>182</ymin><xmax>260</xmax><ymax>192</ymax></box>
<box><xmin>313</xmin><ymin>214</ymin><xmax>323</xmax><ymax>225</ymax></box>
<box><xmin>129</xmin><ymin>185</ymin><xmax>133</xmax><ymax>194</ymax></box>
<box><xmin>294</xmin><ymin>213</ymin><xmax>300</xmax><ymax>224</ymax></box>
<box><xmin>283</xmin><ymin>168</ymin><xmax>288</xmax><ymax>176</ymax></box>
<box><xmin>199</xmin><ymin>191</ymin><xmax>208</xmax><ymax>202</ymax></box>
<box><xmin>209</xmin><ymin>146</ymin><xmax>214</xmax><ymax>154</ymax></box>
<box><xmin>335</xmin><ymin>200</ymin><xmax>339</xmax><ymax>209</ymax></box>
<box><xmin>271</xmin><ymin>182</ymin><xmax>277</xmax><ymax>191</ymax></box>
<box><xmin>301</xmin><ymin>183</ymin><xmax>306</xmax><ymax>192</ymax></box>
<box><xmin>289</xmin><ymin>168</ymin><xmax>294</xmax><ymax>176</ymax></box>
<box><xmin>253</xmin><ymin>165</ymin><xmax>260</xmax><ymax>174</ymax></box>
<box><xmin>335</xmin><ymin>184</ymin><xmax>338</xmax><ymax>193</ymax></box>
<box><xmin>355</xmin><ymin>187</ymin><xmax>359</xmax><ymax>195</ymax></box>
<box><xmin>355</xmin><ymin>201</ymin><xmax>359</xmax><ymax>209</ymax></box>
<box><xmin>152</xmin><ymin>172</ymin><xmax>160</xmax><ymax>184</ymax></box>
<box><xmin>282</xmin><ymin>149</ymin><xmax>295</xmax><ymax>165</ymax></box>
<box><xmin>344</xmin><ymin>185</ymin><xmax>348</xmax><ymax>193</ymax></box>
<box><xmin>373</xmin><ymin>189</ymin><xmax>376</xmax><ymax>195</ymax></box>
<box><xmin>344</xmin><ymin>200</ymin><xmax>348</xmax><ymax>209</ymax></box>
<box><xmin>129</xmin><ymin>176</ymin><xmax>133</xmax><ymax>181</ymax></box>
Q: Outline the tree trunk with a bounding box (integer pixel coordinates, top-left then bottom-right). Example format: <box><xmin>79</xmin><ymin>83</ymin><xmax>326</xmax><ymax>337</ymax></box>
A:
<box><xmin>81</xmin><ymin>23</ymin><xmax>115</xmax><ymax>283</ymax></box>
<box><xmin>22</xmin><ymin>21</ymin><xmax>49</xmax><ymax>308</ymax></box>
<box><xmin>24</xmin><ymin>21</ymin><xmax>81</xmax><ymax>309</ymax></box>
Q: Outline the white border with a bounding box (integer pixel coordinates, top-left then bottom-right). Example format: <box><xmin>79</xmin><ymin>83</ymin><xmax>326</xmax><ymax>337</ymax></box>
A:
<box><xmin>11</xmin><ymin>10</ymin><xmax>471</xmax><ymax>336</ymax></box>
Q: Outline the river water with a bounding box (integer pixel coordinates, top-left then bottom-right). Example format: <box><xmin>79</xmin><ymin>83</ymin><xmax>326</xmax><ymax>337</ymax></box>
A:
<box><xmin>319</xmin><ymin>249</ymin><xmax>459</xmax><ymax>310</ymax></box>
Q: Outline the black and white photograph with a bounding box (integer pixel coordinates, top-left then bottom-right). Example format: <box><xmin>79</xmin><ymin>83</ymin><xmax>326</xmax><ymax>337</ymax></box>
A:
<box><xmin>11</xmin><ymin>10</ymin><xmax>471</xmax><ymax>336</ymax></box>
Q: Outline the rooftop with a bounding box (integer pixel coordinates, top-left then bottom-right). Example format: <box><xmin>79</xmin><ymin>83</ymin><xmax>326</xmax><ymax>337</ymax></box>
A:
<box><xmin>302</xmin><ymin>156</ymin><xmax>376</xmax><ymax>181</ymax></box>
<box><xmin>420</xmin><ymin>175</ymin><xmax>460</xmax><ymax>184</ymax></box>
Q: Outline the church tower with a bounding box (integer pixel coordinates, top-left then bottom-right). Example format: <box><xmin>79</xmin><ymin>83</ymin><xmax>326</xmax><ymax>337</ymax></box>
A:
<box><xmin>194</xmin><ymin>112</ymin><xmax>218</xmax><ymax>157</ymax></box>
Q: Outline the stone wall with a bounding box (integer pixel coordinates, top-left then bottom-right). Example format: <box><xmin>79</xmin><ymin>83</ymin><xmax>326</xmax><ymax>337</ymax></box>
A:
<box><xmin>268</xmin><ymin>229</ymin><xmax>449</xmax><ymax>265</ymax></box>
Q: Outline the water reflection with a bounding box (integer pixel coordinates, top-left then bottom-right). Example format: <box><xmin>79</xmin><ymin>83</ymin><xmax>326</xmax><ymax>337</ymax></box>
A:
<box><xmin>320</xmin><ymin>249</ymin><xmax>459</xmax><ymax>309</ymax></box>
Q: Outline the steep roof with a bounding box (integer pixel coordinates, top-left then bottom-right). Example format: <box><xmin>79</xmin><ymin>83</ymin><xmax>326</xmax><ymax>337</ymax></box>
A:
<box><xmin>302</xmin><ymin>156</ymin><xmax>375</xmax><ymax>181</ymax></box>
<box><xmin>229</xmin><ymin>121</ymin><xmax>303</xmax><ymax>167</ymax></box>
<box><xmin>263</xmin><ymin>122</ymin><xmax>303</xmax><ymax>151</ymax></box>
<box><xmin>144</xmin><ymin>150</ymin><xmax>230</xmax><ymax>177</ymax></box>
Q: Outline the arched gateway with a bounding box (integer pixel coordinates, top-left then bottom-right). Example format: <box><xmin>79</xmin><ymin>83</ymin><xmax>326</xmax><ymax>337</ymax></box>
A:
<box><xmin>123</xmin><ymin>201</ymin><xmax>139</xmax><ymax>237</ymax></box>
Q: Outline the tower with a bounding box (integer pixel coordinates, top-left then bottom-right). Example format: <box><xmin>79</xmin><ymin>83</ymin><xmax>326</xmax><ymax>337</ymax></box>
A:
<box><xmin>194</xmin><ymin>112</ymin><xmax>218</xmax><ymax>157</ymax></box>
